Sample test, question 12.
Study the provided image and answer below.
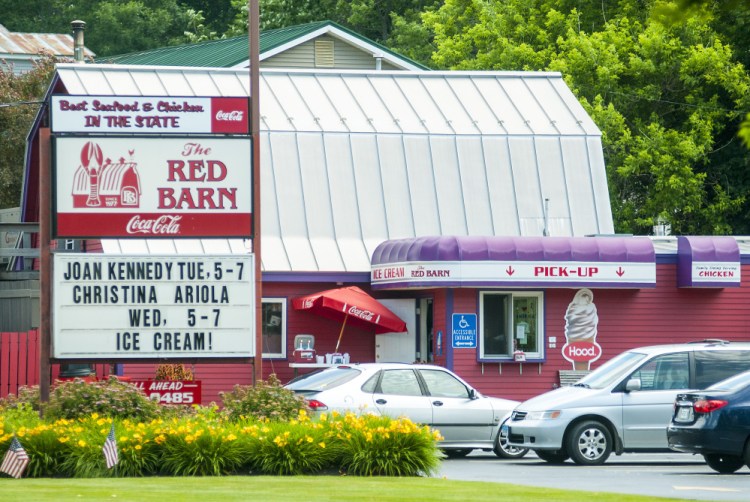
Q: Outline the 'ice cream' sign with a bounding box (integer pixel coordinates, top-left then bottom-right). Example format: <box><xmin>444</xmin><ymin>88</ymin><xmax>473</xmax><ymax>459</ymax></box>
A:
<box><xmin>53</xmin><ymin>136</ymin><xmax>252</xmax><ymax>238</ymax></box>
<box><xmin>561</xmin><ymin>288</ymin><xmax>602</xmax><ymax>370</ymax></box>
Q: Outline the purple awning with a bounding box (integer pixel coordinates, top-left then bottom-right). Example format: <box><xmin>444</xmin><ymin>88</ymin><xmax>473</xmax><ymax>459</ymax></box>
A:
<box><xmin>677</xmin><ymin>236</ymin><xmax>740</xmax><ymax>288</ymax></box>
<box><xmin>372</xmin><ymin>236</ymin><xmax>654</xmax><ymax>264</ymax></box>
<box><xmin>371</xmin><ymin>236</ymin><xmax>656</xmax><ymax>289</ymax></box>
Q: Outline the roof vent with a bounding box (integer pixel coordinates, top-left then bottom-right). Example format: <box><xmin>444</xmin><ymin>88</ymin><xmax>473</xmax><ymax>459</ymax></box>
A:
<box><xmin>315</xmin><ymin>39</ymin><xmax>334</xmax><ymax>68</ymax></box>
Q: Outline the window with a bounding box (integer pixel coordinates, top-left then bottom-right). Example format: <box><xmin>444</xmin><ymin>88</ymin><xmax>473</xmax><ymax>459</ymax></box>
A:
<box><xmin>630</xmin><ymin>352</ymin><xmax>689</xmax><ymax>391</ymax></box>
<box><xmin>479</xmin><ymin>291</ymin><xmax>544</xmax><ymax>360</ymax></box>
<box><xmin>378</xmin><ymin>369</ymin><xmax>423</xmax><ymax>396</ymax></box>
<box><xmin>262</xmin><ymin>298</ymin><xmax>286</xmax><ymax>358</ymax></box>
<box><xmin>695</xmin><ymin>350</ymin><xmax>750</xmax><ymax>388</ymax></box>
<box><xmin>418</xmin><ymin>369</ymin><xmax>470</xmax><ymax>398</ymax></box>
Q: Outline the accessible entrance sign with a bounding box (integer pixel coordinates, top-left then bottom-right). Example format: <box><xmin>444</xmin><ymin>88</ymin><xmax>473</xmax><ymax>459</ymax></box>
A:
<box><xmin>451</xmin><ymin>314</ymin><xmax>477</xmax><ymax>348</ymax></box>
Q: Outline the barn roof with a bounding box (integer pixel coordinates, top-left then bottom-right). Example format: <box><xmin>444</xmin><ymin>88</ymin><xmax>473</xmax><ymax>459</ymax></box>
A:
<box><xmin>24</xmin><ymin>63</ymin><xmax>613</xmax><ymax>275</ymax></box>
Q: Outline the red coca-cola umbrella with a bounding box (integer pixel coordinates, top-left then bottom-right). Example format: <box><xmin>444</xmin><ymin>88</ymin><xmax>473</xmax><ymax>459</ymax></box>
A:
<box><xmin>292</xmin><ymin>286</ymin><xmax>407</xmax><ymax>352</ymax></box>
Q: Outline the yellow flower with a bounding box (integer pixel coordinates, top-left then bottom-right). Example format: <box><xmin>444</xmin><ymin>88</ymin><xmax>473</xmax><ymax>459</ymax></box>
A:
<box><xmin>78</xmin><ymin>440</ymin><xmax>86</xmax><ymax>447</ymax></box>
<box><xmin>91</xmin><ymin>413</ymin><xmax>99</xmax><ymax>420</ymax></box>
<box><xmin>318</xmin><ymin>442</ymin><xmax>326</xmax><ymax>448</ymax></box>
<box><xmin>225</xmin><ymin>434</ymin><xmax>237</xmax><ymax>441</ymax></box>
<box><xmin>135</xmin><ymin>445</ymin><xmax>142</xmax><ymax>450</ymax></box>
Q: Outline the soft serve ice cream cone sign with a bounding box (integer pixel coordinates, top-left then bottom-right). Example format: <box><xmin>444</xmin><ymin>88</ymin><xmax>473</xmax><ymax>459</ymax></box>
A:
<box><xmin>562</xmin><ymin>288</ymin><xmax>602</xmax><ymax>370</ymax></box>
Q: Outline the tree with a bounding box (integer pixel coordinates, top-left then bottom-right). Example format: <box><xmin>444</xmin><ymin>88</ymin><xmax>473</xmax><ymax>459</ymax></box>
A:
<box><xmin>226</xmin><ymin>0</ymin><xmax>441</xmax><ymax>46</ymax></box>
<box><xmin>414</xmin><ymin>0</ymin><xmax>750</xmax><ymax>235</ymax></box>
<box><xmin>0</xmin><ymin>0</ymin><xmax>196</xmax><ymax>57</ymax></box>
<box><xmin>0</xmin><ymin>54</ymin><xmax>60</xmax><ymax>209</ymax></box>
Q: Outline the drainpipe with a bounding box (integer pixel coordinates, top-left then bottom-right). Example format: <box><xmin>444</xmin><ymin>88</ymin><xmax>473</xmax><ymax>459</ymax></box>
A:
<box><xmin>71</xmin><ymin>20</ymin><xmax>86</xmax><ymax>62</ymax></box>
<box><xmin>543</xmin><ymin>198</ymin><xmax>550</xmax><ymax>236</ymax></box>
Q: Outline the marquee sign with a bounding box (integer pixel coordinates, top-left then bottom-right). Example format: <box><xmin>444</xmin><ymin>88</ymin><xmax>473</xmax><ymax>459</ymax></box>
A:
<box><xmin>51</xmin><ymin>95</ymin><xmax>249</xmax><ymax>135</ymax></box>
<box><xmin>52</xmin><ymin>136</ymin><xmax>252</xmax><ymax>238</ymax></box>
<box><xmin>52</xmin><ymin>254</ymin><xmax>255</xmax><ymax>360</ymax></box>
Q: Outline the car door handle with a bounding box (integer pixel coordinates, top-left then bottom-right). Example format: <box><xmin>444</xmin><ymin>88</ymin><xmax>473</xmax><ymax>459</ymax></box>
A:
<box><xmin>432</xmin><ymin>401</ymin><xmax>444</xmax><ymax>406</ymax></box>
<box><xmin>375</xmin><ymin>399</ymin><xmax>387</xmax><ymax>405</ymax></box>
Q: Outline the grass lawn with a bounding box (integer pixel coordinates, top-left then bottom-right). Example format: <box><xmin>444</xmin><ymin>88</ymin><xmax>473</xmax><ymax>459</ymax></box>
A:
<box><xmin>0</xmin><ymin>476</ymin><xmax>691</xmax><ymax>501</ymax></box>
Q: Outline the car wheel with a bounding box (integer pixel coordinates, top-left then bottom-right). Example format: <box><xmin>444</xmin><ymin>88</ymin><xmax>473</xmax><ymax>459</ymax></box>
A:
<box><xmin>493</xmin><ymin>423</ymin><xmax>529</xmax><ymax>459</ymax></box>
<box><xmin>566</xmin><ymin>420</ymin><xmax>612</xmax><ymax>465</ymax></box>
<box><xmin>443</xmin><ymin>449</ymin><xmax>473</xmax><ymax>458</ymax></box>
<box><xmin>534</xmin><ymin>449</ymin><xmax>569</xmax><ymax>464</ymax></box>
<box><xmin>704</xmin><ymin>453</ymin><xmax>744</xmax><ymax>474</ymax></box>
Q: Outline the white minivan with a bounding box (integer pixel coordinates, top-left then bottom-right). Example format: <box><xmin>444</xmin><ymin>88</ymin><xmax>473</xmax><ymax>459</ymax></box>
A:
<box><xmin>506</xmin><ymin>340</ymin><xmax>750</xmax><ymax>465</ymax></box>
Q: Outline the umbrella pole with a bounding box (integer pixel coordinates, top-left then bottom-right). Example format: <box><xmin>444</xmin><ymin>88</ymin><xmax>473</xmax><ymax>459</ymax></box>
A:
<box><xmin>335</xmin><ymin>315</ymin><xmax>348</xmax><ymax>353</ymax></box>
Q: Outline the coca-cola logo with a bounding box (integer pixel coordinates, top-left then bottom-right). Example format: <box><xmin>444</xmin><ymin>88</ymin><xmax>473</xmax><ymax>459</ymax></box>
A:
<box><xmin>215</xmin><ymin>110</ymin><xmax>244</xmax><ymax>121</ymax></box>
<box><xmin>348</xmin><ymin>305</ymin><xmax>375</xmax><ymax>322</ymax></box>
<box><xmin>126</xmin><ymin>215</ymin><xmax>182</xmax><ymax>235</ymax></box>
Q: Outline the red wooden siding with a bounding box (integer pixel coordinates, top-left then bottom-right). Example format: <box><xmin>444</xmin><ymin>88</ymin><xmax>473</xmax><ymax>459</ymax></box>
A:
<box><xmin>1</xmin><ymin>330</ymin><xmax>39</xmax><ymax>398</ymax></box>
<box><xmin>447</xmin><ymin>264</ymin><xmax>750</xmax><ymax>402</ymax></box>
<box><xmin>1</xmin><ymin>330</ymin><xmax>109</xmax><ymax>398</ymax></box>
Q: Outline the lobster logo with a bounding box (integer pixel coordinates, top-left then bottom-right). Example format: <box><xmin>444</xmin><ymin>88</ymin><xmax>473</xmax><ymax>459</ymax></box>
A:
<box><xmin>72</xmin><ymin>142</ymin><xmax>141</xmax><ymax>209</ymax></box>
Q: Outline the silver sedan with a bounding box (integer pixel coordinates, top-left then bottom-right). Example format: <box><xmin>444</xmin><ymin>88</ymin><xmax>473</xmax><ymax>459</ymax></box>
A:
<box><xmin>285</xmin><ymin>362</ymin><xmax>527</xmax><ymax>459</ymax></box>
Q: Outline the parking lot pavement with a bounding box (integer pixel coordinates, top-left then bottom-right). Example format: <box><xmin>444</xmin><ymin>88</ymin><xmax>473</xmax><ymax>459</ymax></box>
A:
<box><xmin>436</xmin><ymin>450</ymin><xmax>750</xmax><ymax>501</ymax></box>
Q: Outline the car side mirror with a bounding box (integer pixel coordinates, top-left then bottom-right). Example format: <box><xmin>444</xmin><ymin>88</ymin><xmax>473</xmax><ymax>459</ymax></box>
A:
<box><xmin>625</xmin><ymin>378</ymin><xmax>641</xmax><ymax>392</ymax></box>
<box><xmin>468</xmin><ymin>388</ymin><xmax>477</xmax><ymax>400</ymax></box>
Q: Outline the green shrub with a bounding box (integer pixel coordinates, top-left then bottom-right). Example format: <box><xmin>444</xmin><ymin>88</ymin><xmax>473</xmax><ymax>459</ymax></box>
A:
<box><xmin>0</xmin><ymin>385</ymin><xmax>41</xmax><ymax>413</ymax></box>
<box><xmin>158</xmin><ymin>418</ymin><xmax>247</xmax><ymax>476</ymax></box>
<box><xmin>44</xmin><ymin>377</ymin><xmax>160</xmax><ymax>421</ymax></box>
<box><xmin>220</xmin><ymin>374</ymin><xmax>307</xmax><ymax>422</ymax></box>
<box><xmin>247</xmin><ymin>420</ymin><xmax>337</xmax><ymax>475</ymax></box>
<box><xmin>333</xmin><ymin>414</ymin><xmax>442</xmax><ymax>477</ymax></box>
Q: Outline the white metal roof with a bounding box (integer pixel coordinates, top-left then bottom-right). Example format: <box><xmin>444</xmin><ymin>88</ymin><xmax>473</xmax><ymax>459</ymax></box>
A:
<box><xmin>54</xmin><ymin>63</ymin><xmax>614</xmax><ymax>273</ymax></box>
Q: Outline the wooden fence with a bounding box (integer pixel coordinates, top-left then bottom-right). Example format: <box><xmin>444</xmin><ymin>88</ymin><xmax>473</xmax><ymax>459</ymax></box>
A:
<box><xmin>0</xmin><ymin>330</ymin><xmax>112</xmax><ymax>399</ymax></box>
<box><xmin>0</xmin><ymin>330</ymin><xmax>39</xmax><ymax>398</ymax></box>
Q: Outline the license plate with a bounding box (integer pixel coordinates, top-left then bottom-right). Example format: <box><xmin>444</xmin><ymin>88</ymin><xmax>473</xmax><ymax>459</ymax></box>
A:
<box><xmin>676</xmin><ymin>406</ymin><xmax>694</xmax><ymax>423</ymax></box>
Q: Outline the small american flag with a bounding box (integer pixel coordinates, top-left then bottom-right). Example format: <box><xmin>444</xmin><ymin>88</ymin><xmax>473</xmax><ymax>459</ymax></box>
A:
<box><xmin>0</xmin><ymin>436</ymin><xmax>29</xmax><ymax>479</ymax></box>
<box><xmin>102</xmin><ymin>424</ymin><xmax>119</xmax><ymax>469</ymax></box>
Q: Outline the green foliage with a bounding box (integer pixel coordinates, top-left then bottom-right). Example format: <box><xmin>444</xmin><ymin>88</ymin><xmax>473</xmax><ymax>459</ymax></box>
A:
<box><xmin>418</xmin><ymin>0</ymin><xmax>750</xmax><ymax>235</ymax></box>
<box><xmin>0</xmin><ymin>409</ymin><xmax>442</xmax><ymax>478</ymax></box>
<box><xmin>158</xmin><ymin>420</ymin><xmax>247</xmax><ymax>476</ymax></box>
<box><xmin>247</xmin><ymin>420</ymin><xmax>337</xmax><ymax>475</ymax></box>
<box><xmin>44</xmin><ymin>377</ymin><xmax>160</xmax><ymax>421</ymax></box>
<box><xmin>0</xmin><ymin>53</ymin><xmax>59</xmax><ymax>209</ymax></box>
<box><xmin>334</xmin><ymin>414</ymin><xmax>442</xmax><ymax>476</ymax></box>
<box><xmin>220</xmin><ymin>374</ymin><xmax>307</xmax><ymax>422</ymax></box>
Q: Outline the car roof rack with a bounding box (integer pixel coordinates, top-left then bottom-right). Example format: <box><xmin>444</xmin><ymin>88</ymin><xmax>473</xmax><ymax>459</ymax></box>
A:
<box><xmin>687</xmin><ymin>339</ymin><xmax>729</xmax><ymax>345</ymax></box>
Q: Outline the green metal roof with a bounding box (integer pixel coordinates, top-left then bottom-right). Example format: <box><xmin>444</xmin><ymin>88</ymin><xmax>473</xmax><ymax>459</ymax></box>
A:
<box><xmin>97</xmin><ymin>20</ymin><xmax>428</xmax><ymax>70</ymax></box>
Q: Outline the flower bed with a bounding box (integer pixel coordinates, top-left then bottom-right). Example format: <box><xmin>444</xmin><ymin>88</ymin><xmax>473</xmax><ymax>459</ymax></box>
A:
<box><xmin>0</xmin><ymin>407</ymin><xmax>443</xmax><ymax>478</ymax></box>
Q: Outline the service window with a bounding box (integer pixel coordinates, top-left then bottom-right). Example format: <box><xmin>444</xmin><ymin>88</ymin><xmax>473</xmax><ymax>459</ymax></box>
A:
<box><xmin>262</xmin><ymin>298</ymin><xmax>286</xmax><ymax>358</ymax></box>
<box><xmin>479</xmin><ymin>291</ymin><xmax>544</xmax><ymax>360</ymax></box>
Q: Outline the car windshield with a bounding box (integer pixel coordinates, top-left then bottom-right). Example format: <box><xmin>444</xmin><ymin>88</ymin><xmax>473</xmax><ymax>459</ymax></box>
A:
<box><xmin>285</xmin><ymin>367</ymin><xmax>362</xmax><ymax>392</ymax></box>
<box><xmin>706</xmin><ymin>370</ymin><xmax>750</xmax><ymax>392</ymax></box>
<box><xmin>577</xmin><ymin>351</ymin><xmax>648</xmax><ymax>389</ymax></box>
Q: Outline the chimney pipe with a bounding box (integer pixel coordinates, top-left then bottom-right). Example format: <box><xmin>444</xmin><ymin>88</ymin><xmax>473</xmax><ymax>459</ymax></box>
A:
<box><xmin>71</xmin><ymin>20</ymin><xmax>86</xmax><ymax>62</ymax></box>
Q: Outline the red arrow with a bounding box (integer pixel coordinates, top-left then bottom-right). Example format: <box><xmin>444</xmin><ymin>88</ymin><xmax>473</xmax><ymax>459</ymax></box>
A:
<box><xmin>616</xmin><ymin>266</ymin><xmax>625</xmax><ymax>277</ymax></box>
<box><xmin>506</xmin><ymin>266</ymin><xmax>515</xmax><ymax>276</ymax></box>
